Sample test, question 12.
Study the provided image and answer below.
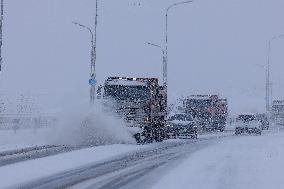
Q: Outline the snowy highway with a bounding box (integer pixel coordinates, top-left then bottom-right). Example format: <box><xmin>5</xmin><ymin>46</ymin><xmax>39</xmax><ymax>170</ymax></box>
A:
<box><xmin>5</xmin><ymin>132</ymin><xmax>233</xmax><ymax>189</ymax></box>
<box><xmin>0</xmin><ymin>127</ymin><xmax>283</xmax><ymax>189</ymax></box>
<box><xmin>1</xmin><ymin>0</ymin><xmax>284</xmax><ymax>188</ymax></box>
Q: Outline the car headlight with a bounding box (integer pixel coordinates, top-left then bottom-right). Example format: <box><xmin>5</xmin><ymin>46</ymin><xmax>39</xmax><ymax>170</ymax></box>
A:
<box><xmin>166</xmin><ymin>124</ymin><xmax>173</xmax><ymax>127</ymax></box>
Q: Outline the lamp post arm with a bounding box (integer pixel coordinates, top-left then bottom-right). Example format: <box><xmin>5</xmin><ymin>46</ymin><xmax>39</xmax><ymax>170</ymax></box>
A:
<box><xmin>165</xmin><ymin>0</ymin><xmax>193</xmax><ymax>89</ymax></box>
<box><xmin>147</xmin><ymin>42</ymin><xmax>163</xmax><ymax>49</ymax></box>
<box><xmin>72</xmin><ymin>22</ymin><xmax>94</xmax><ymax>45</ymax></box>
<box><xmin>166</xmin><ymin>0</ymin><xmax>193</xmax><ymax>13</ymax></box>
<box><xmin>166</xmin><ymin>0</ymin><xmax>193</xmax><ymax>45</ymax></box>
<box><xmin>268</xmin><ymin>34</ymin><xmax>284</xmax><ymax>64</ymax></box>
<box><xmin>146</xmin><ymin>42</ymin><xmax>166</xmax><ymax>86</ymax></box>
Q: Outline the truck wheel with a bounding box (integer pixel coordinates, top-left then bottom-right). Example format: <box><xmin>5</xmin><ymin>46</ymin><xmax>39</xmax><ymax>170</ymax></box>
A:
<box><xmin>235</xmin><ymin>129</ymin><xmax>240</xmax><ymax>135</ymax></box>
<box><xmin>192</xmin><ymin>131</ymin><xmax>198</xmax><ymax>139</ymax></box>
<box><xmin>133</xmin><ymin>133</ymin><xmax>142</xmax><ymax>144</ymax></box>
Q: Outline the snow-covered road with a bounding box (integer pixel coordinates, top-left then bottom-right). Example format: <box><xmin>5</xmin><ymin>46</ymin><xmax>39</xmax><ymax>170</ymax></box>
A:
<box><xmin>1</xmin><ymin>127</ymin><xmax>283</xmax><ymax>189</ymax></box>
<box><xmin>3</xmin><ymin>133</ymin><xmax>232</xmax><ymax>189</ymax></box>
<box><xmin>151</xmin><ymin>127</ymin><xmax>284</xmax><ymax>189</ymax></box>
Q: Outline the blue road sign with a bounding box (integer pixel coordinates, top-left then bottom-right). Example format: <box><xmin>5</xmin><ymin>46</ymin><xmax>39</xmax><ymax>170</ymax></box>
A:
<box><xmin>89</xmin><ymin>78</ymin><xmax>97</xmax><ymax>86</ymax></box>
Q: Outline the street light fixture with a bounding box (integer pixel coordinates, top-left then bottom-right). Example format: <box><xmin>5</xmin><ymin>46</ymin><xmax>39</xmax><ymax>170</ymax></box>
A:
<box><xmin>266</xmin><ymin>34</ymin><xmax>284</xmax><ymax>112</ymax></box>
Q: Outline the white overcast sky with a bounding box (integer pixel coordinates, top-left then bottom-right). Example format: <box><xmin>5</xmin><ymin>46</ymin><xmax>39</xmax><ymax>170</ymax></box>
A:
<box><xmin>0</xmin><ymin>0</ymin><xmax>284</xmax><ymax>114</ymax></box>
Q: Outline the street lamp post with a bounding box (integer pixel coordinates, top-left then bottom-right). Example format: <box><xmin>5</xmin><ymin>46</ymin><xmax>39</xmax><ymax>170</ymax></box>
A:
<box><xmin>72</xmin><ymin>0</ymin><xmax>98</xmax><ymax>104</ymax></box>
<box><xmin>255</xmin><ymin>64</ymin><xmax>269</xmax><ymax>110</ymax></box>
<box><xmin>147</xmin><ymin>42</ymin><xmax>166</xmax><ymax>86</ymax></box>
<box><xmin>165</xmin><ymin>0</ymin><xmax>193</xmax><ymax>93</ymax></box>
<box><xmin>267</xmin><ymin>34</ymin><xmax>284</xmax><ymax>112</ymax></box>
<box><xmin>0</xmin><ymin>0</ymin><xmax>4</xmax><ymax>73</ymax></box>
<box><xmin>73</xmin><ymin>22</ymin><xmax>96</xmax><ymax>103</ymax></box>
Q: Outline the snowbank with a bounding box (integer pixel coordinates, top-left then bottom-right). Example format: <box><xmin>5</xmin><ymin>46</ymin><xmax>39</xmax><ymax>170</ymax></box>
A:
<box><xmin>0</xmin><ymin>129</ymin><xmax>50</xmax><ymax>152</ymax></box>
<box><xmin>151</xmin><ymin>130</ymin><xmax>284</xmax><ymax>189</ymax></box>
<box><xmin>0</xmin><ymin>144</ymin><xmax>143</xmax><ymax>188</ymax></box>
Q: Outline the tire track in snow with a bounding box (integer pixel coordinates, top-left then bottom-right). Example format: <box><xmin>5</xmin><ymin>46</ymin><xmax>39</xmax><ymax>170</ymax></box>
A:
<box><xmin>13</xmin><ymin>134</ymin><xmax>234</xmax><ymax>189</ymax></box>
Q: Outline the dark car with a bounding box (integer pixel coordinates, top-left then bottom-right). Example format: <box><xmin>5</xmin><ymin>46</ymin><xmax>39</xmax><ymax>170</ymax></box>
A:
<box><xmin>235</xmin><ymin>113</ymin><xmax>262</xmax><ymax>135</ymax></box>
<box><xmin>166</xmin><ymin>114</ymin><xmax>198</xmax><ymax>139</ymax></box>
<box><xmin>256</xmin><ymin>113</ymin><xmax>269</xmax><ymax>130</ymax></box>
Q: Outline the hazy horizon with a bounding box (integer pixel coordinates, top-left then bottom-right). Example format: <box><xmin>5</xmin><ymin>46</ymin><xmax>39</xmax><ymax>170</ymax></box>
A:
<box><xmin>0</xmin><ymin>0</ymin><xmax>284</xmax><ymax>114</ymax></box>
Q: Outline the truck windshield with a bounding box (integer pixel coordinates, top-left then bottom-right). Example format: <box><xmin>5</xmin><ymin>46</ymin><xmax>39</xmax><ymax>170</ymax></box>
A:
<box><xmin>187</xmin><ymin>99</ymin><xmax>212</xmax><ymax>108</ymax></box>
<box><xmin>104</xmin><ymin>85</ymin><xmax>151</xmax><ymax>101</ymax></box>
<box><xmin>169</xmin><ymin>114</ymin><xmax>193</xmax><ymax>121</ymax></box>
<box><xmin>185</xmin><ymin>99</ymin><xmax>212</xmax><ymax>119</ymax></box>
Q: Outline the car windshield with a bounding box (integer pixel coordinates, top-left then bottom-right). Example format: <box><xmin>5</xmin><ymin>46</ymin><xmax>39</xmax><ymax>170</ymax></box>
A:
<box><xmin>237</xmin><ymin>115</ymin><xmax>255</xmax><ymax>122</ymax></box>
<box><xmin>169</xmin><ymin>114</ymin><xmax>193</xmax><ymax>121</ymax></box>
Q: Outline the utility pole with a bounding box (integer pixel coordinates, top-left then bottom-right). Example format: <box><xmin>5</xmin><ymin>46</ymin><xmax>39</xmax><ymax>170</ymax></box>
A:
<box><xmin>90</xmin><ymin>0</ymin><xmax>99</xmax><ymax>104</ymax></box>
<box><xmin>73</xmin><ymin>22</ymin><xmax>96</xmax><ymax>103</ymax></box>
<box><xmin>0</xmin><ymin>0</ymin><xmax>4</xmax><ymax>73</ymax></box>
<box><xmin>267</xmin><ymin>34</ymin><xmax>284</xmax><ymax>113</ymax></box>
<box><xmin>73</xmin><ymin>0</ymin><xmax>98</xmax><ymax>104</ymax></box>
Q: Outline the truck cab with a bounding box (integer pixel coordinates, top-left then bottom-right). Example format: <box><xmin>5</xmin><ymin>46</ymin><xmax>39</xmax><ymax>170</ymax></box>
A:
<box><xmin>97</xmin><ymin>77</ymin><xmax>167</xmax><ymax>143</ymax></box>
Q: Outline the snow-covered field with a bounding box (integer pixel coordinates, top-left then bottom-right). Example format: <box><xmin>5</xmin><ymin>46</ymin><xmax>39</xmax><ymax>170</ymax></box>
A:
<box><xmin>151</xmin><ymin>127</ymin><xmax>284</xmax><ymax>189</ymax></box>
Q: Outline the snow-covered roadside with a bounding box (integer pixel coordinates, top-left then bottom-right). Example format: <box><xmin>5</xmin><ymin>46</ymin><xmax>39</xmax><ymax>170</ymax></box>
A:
<box><xmin>151</xmin><ymin>129</ymin><xmax>284</xmax><ymax>189</ymax></box>
<box><xmin>0</xmin><ymin>144</ymin><xmax>144</xmax><ymax>188</ymax></box>
<box><xmin>0</xmin><ymin>129</ymin><xmax>50</xmax><ymax>153</ymax></box>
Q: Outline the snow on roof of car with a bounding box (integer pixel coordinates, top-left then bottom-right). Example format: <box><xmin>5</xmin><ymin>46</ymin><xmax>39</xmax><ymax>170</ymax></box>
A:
<box><xmin>186</xmin><ymin>95</ymin><xmax>218</xmax><ymax>100</ymax></box>
<box><xmin>272</xmin><ymin>100</ymin><xmax>284</xmax><ymax>105</ymax></box>
<box><xmin>238</xmin><ymin>113</ymin><xmax>256</xmax><ymax>116</ymax></box>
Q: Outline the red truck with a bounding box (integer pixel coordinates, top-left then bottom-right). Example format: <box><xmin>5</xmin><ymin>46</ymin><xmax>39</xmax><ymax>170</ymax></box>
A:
<box><xmin>183</xmin><ymin>95</ymin><xmax>228</xmax><ymax>132</ymax></box>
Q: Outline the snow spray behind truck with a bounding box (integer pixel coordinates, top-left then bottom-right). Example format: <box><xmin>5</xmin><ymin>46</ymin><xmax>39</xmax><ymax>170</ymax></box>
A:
<box><xmin>183</xmin><ymin>95</ymin><xmax>228</xmax><ymax>131</ymax></box>
<box><xmin>97</xmin><ymin>77</ymin><xmax>167</xmax><ymax>143</ymax></box>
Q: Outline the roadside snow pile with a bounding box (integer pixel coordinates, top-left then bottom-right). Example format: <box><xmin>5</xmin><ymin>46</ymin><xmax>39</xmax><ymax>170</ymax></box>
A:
<box><xmin>151</xmin><ymin>130</ymin><xmax>284</xmax><ymax>189</ymax></box>
<box><xmin>47</xmin><ymin>102</ymin><xmax>136</xmax><ymax>146</ymax></box>
<box><xmin>0</xmin><ymin>129</ymin><xmax>48</xmax><ymax>152</ymax></box>
<box><xmin>0</xmin><ymin>144</ymin><xmax>142</xmax><ymax>189</ymax></box>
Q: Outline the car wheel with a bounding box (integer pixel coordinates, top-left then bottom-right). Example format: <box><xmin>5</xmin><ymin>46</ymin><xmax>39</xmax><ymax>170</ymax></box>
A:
<box><xmin>235</xmin><ymin>128</ymin><xmax>241</xmax><ymax>135</ymax></box>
